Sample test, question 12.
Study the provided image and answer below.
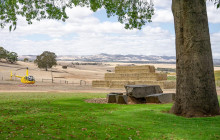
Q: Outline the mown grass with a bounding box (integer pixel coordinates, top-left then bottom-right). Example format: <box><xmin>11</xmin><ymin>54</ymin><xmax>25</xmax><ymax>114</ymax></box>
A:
<box><xmin>0</xmin><ymin>92</ymin><xmax>220</xmax><ymax>140</ymax></box>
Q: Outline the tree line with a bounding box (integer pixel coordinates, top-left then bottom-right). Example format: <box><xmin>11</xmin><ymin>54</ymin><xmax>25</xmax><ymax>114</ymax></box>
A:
<box><xmin>0</xmin><ymin>46</ymin><xmax>18</xmax><ymax>63</ymax></box>
<box><xmin>0</xmin><ymin>46</ymin><xmax>57</xmax><ymax>71</ymax></box>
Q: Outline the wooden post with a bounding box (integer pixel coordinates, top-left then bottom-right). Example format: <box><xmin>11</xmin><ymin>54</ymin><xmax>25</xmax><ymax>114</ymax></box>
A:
<box><xmin>51</xmin><ymin>71</ymin><xmax>53</xmax><ymax>83</ymax></box>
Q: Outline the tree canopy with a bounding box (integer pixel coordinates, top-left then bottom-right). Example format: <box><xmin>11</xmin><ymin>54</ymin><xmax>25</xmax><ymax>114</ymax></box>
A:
<box><xmin>0</xmin><ymin>46</ymin><xmax>8</xmax><ymax>59</ymax></box>
<box><xmin>0</xmin><ymin>46</ymin><xmax>18</xmax><ymax>63</ymax></box>
<box><xmin>0</xmin><ymin>0</ymin><xmax>155</xmax><ymax>31</ymax></box>
<box><xmin>34</xmin><ymin>51</ymin><xmax>57</xmax><ymax>71</ymax></box>
<box><xmin>6</xmin><ymin>51</ymin><xmax>18</xmax><ymax>63</ymax></box>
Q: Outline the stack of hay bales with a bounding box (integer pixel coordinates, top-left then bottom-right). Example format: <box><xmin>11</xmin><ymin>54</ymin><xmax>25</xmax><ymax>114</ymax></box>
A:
<box><xmin>92</xmin><ymin>65</ymin><xmax>176</xmax><ymax>89</ymax></box>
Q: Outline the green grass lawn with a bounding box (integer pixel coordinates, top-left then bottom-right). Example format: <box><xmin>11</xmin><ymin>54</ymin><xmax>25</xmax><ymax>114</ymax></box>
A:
<box><xmin>0</xmin><ymin>92</ymin><xmax>220</xmax><ymax>140</ymax></box>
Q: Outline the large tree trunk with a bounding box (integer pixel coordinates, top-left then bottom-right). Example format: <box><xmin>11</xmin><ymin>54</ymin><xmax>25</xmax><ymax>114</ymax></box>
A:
<box><xmin>171</xmin><ymin>0</ymin><xmax>220</xmax><ymax>117</ymax></box>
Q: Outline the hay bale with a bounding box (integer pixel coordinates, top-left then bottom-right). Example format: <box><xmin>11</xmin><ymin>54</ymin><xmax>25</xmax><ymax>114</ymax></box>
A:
<box><xmin>156</xmin><ymin>73</ymin><xmax>167</xmax><ymax>81</ymax></box>
<box><xmin>109</xmin><ymin>81</ymin><xmax>135</xmax><ymax>88</ymax></box>
<box><xmin>92</xmin><ymin>80</ymin><xmax>109</xmax><ymax>87</ymax></box>
<box><xmin>92</xmin><ymin>80</ymin><xmax>175</xmax><ymax>89</ymax></box>
<box><xmin>163</xmin><ymin>81</ymin><xmax>176</xmax><ymax>89</ymax></box>
<box><xmin>104</xmin><ymin>73</ymin><xmax>166</xmax><ymax>81</ymax></box>
<box><xmin>134</xmin><ymin>81</ymin><xmax>165</xmax><ymax>88</ymax></box>
<box><xmin>115</xmin><ymin>65</ymin><xmax>155</xmax><ymax>74</ymax></box>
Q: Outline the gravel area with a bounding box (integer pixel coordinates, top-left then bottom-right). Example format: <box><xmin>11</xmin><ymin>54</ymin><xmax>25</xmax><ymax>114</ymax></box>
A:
<box><xmin>85</xmin><ymin>98</ymin><xmax>107</xmax><ymax>104</ymax></box>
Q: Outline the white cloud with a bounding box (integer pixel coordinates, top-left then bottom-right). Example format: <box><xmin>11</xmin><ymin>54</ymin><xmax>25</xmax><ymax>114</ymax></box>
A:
<box><xmin>207</xmin><ymin>2</ymin><xmax>220</xmax><ymax>23</ymax></box>
<box><xmin>152</xmin><ymin>0</ymin><xmax>173</xmax><ymax>23</ymax></box>
<box><xmin>153</xmin><ymin>0</ymin><xmax>171</xmax><ymax>9</ymax></box>
<box><xmin>152</xmin><ymin>9</ymin><xmax>173</xmax><ymax>23</ymax></box>
<box><xmin>0</xmin><ymin>2</ymin><xmax>220</xmax><ymax>59</ymax></box>
<box><xmin>0</xmin><ymin>22</ymin><xmax>175</xmax><ymax>56</ymax></box>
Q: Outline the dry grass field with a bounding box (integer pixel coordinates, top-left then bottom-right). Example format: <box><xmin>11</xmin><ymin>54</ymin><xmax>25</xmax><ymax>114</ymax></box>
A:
<box><xmin>0</xmin><ymin>61</ymin><xmax>219</xmax><ymax>94</ymax></box>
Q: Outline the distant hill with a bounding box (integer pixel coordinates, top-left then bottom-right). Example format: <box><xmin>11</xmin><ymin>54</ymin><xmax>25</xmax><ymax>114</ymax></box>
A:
<box><xmin>18</xmin><ymin>54</ymin><xmax>220</xmax><ymax>65</ymax></box>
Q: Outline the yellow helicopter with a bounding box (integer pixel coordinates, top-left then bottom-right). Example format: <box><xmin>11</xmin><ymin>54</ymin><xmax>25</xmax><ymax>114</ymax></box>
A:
<box><xmin>10</xmin><ymin>67</ymin><xmax>35</xmax><ymax>84</ymax></box>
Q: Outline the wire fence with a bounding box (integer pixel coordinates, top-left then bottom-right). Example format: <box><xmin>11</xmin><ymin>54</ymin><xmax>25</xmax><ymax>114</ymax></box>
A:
<box><xmin>1</xmin><ymin>75</ymin><xmax>219</xmax><ymax>87</ymax></box>
<box><xmin>41</xmin><ymin>78</ymin><xmax>89</xmax><ymax>85</ymax></box>
<box><xmin>0</xmin><ymin>75</ymin><xmax>91</xmax><ymax>86</ymax></box>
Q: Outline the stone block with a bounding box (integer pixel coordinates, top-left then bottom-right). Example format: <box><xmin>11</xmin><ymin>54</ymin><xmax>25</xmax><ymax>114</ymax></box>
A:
<box><xmin>127</xmin><ymin>96</ymin><xmax>146</xmax><ymax>104</ymax></box>
<box><xmin>116</xmin><ymin>95</ymin><xmax>128</xmax><ymax>104</ymax></box>
<box><xmin>109</xmin><ymin>92</ymin><xmax>123</xmax><ymax>95</ymax></box>
<box><xmin>146</xmin><ymin>93</ymin><xmax>175</xmax><ymax>103</ymax></box>
<box><xmin>125</xmin><ymin>85</ymin><xmax>163</xmax><ymax>98</ymax></box>
<box><xmin>107</xmin><ymin>94</ymin><xmax>117</xmax><ymax>103</ymax></box>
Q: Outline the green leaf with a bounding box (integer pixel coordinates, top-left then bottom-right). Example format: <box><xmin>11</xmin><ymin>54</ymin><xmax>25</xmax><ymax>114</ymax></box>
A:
<box><xmin>9</xmin><ymin>25</ymin><xmax>12</xmax><ymax>31</ymax></box>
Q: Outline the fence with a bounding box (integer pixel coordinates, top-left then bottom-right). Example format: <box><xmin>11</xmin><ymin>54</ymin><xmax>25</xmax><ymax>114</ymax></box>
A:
<box><xmin>0</xmin><ymin>75</ymin><xmax>90</xmax><ymax>86</ymax></box>
<box><xmin>1</xmin><ymin>74</ymin><xmax>218</xmax><ymax>87</ymax></box>
<box><xmin>41</xmin><ymin>78</ymin><xmax>89</xmax><ymax>86</ymax></box>
<box><xmin>0</xmin><ymin>75</ymin><xmax>20</xmax><ymax>81</ymax></box>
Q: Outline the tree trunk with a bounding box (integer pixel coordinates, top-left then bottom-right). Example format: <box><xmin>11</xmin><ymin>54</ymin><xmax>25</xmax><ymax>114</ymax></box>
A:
<box><xmin>171</xmin><ymin>0</ymin><xmax>220</xmax><ymax>117</ymax></box>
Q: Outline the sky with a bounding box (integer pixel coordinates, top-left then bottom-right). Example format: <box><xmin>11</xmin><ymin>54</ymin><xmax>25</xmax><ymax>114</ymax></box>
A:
<box><xmin>0</xmin><ymin>0</ymin><xmax>220</xmax><ymax>58</ymax></box>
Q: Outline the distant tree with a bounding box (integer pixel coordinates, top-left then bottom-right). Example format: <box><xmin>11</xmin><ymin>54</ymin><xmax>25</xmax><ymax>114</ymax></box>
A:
<box><xmin>34</xmin><ymin>51</ymin><xmax>57</xmax><ymax>71</ymax></box>
<box><xmin>6</xmin><ymin>52</ymin><xmax>18</xmax><ymax>63</ymax></box>
<box><xmin>0</xmin><ymin>46</ymin><xmax>8</xmax><ymax>60</ymax></box>
<box><xmin>23</xmin><ymin>58</ymin><xmax>29</xmax><ymax>62</ymax></box>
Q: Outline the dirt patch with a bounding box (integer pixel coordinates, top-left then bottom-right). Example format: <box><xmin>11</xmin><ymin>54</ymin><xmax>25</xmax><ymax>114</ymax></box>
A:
<box><xmin>85</xmin><ymin>98</ymin><xmax>107</xmax><ymax>104</ymax></box>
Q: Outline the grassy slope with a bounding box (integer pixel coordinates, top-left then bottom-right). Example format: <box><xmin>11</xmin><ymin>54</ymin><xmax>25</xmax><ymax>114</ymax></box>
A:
<box><xmin>0</xmin><ymin>92</ymin><xmax>220</xmax><ymax>140</ymax></box>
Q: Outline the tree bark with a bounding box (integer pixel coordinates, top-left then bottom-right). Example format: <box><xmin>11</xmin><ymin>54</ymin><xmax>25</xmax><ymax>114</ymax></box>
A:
<box><xmin>171</xmin><ymin>0</ymin><xmax>220</xmax><ymax>117</ymax></box>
